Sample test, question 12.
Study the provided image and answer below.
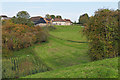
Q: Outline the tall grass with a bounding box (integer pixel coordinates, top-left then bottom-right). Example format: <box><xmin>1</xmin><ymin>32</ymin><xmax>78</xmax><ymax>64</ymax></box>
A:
<box><xmin>2</xmin><ymin>55</ymin><xmax>51</xmax><ymax>78</ymax></box>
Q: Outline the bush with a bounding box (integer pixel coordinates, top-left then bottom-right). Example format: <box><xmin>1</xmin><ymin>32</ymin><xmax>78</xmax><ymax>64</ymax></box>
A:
<box><xmin>84</xmin><ymin>9</ymin><xmax>118</xmax><ymax>60</ymax></box>
<box><xmin>11</xmin><ymin>17</ymin><xmax>34</xmax><ymax>27</ymax></box>
<box><xmin>2</xmin><ymin>20</ymin><xmax>48</xmax><ymax>53</ymax></box>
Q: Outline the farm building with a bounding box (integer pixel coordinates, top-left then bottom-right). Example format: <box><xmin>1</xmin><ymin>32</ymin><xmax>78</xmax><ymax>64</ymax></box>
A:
<box><xmin>30</xmin><ymin>16</ymin><xmax>73</xmax><ymax>26</ymax></box>
<box><xmin>52</xmin><ymin>18</ymin><xmax>66</xmax><ymax>25</ymax></box>
<box><xmin>0</xmin><ymin>15</ymin><xmax>11</xmax><ymax>20</ymax></box>
<box><xmin>52</xmin><ymin>18</ymin><xmax>72</xmax><ymax>25</ymax></box>
<box><xmin>64</xmin><ymin>19</ymin><xmax>72</xmax><ymax>25</ymax></box>
<box><xmin>30</xmin><ymin>16</ymin><xmax>47</xmax><ymax>26</ymax></box>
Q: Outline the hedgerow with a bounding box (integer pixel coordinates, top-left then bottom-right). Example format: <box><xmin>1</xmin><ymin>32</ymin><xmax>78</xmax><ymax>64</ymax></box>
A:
<box><xmin>84</xmin><ymin>9</ymin><xmax>118</xmax><ymax>60</ymax></box>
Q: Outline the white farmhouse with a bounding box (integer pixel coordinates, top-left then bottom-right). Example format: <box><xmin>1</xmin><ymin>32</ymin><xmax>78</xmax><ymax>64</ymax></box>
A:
<box><xmin>52</xmin><ymin>18</ymin><xmax>72</xmax><ymax>25</ymax></box>
<box><xmin>64</xmin><ymin>19</ymin><xmax>72</xmax><ymax>25</ymax></box>
<box><xmin>52</xmin><ymin>18</ymin><xmax>66</xmax><ymax>25</ymax></box>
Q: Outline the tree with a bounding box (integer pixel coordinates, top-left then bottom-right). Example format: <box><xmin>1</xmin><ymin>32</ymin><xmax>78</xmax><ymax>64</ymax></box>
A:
<box><xmin>73</xmin><ymin>21</ymin><xmax>77</xmax><ymax>24</ymax></box>
<box><xmin>50</xmin><ymin>15</ymin><xmax>55</xmax><ymax>19</ymax></box>
<box><xmin>11</xmin><ymin>16</ymin><xmax>34</xmax><ymax>27</ymax></box>
<box><xmin>56</xmin><ymin>15</ymin><xmax>62</xmax><ymax>19</ymax></box>
<box><xmin>11</xmin><ymin>11</ymin><xmax>33</xmax><ymax>27</ymax></box>
<box><xmin>16</xmin><ymin>11</ymin><xmax>30</xmax><ymax>19</ymax></box>
<box><xmin>45</xmin><ymin>14</ymin><xmax>50</xmax><ymax>19</ymax></box>
<box><xmin>78</xmin><ymin>13</ymin><xmax>89</xmax><ymax>25</ymax></box>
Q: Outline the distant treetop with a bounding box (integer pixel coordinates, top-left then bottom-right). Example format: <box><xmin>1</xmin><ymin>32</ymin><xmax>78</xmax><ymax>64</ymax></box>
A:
<box><xmin>16</xmin><ymin>11</ymin><xmax>30</xmax><ymax>19</ymax></box>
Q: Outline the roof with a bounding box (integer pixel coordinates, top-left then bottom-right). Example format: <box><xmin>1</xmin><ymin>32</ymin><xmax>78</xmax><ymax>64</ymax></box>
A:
<box><xmin>64</xmin><ymin>19</ymin><xmax>72</xmax><ymax>23</ymax></box>
<box><xmin>53</xmin><ymin>18</ymin><xmax>65</xmax><ymax>22</ymax></box>
<box><xmin>0</xmin><ymin>15</ymin><xmax>11</xmax><ymax>20</ymax></box>
<box><xmin>0</xmin><ymin>15</ymin><xmax>8</xmax><ymax>18</ymax></box>
<box><xmin>30</xmin><ymin>16</ymin><xmax>42</xmax><ymax>22</ymax></box>
<box><xmin>30</xmin><ymin>16</ymin><xmax>46</xmax><ymax>25</ymax></box>
<box><xmin>34</xmin><ymin>18</ymin><xmax>46</xmax><ymax>25</ymax></box>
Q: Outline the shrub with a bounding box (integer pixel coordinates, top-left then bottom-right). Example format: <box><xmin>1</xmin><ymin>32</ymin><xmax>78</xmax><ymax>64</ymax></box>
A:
<box><xmin>2</xmin><ymin>20</ymin><xmax>48</xmax><ymax>53</ymax></box>
<box><xmin>84</xmin><ymin>9</ymin><xmax>118</xmax><ymax>60</ymax></box>
<box><xmin>11</xmin><ymin>17</ymin><xmax>34</xmax><ymax>27</ymax></box>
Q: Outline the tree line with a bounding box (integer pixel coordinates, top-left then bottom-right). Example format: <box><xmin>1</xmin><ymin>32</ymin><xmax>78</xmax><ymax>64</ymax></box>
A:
<box><xmin>45</xmin><ymin>14</ymin><xmax>62</xmax><ymax>19</ymax></box>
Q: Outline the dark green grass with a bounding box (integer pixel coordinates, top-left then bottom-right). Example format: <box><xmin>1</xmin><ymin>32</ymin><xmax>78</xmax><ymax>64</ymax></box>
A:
<box><xmin>24</xmin><ymin>57</ymin><xmax>118</xmax><ymax>78</ymax></box>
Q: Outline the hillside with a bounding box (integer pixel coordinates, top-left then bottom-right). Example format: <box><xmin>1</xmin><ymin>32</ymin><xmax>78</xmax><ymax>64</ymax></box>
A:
<box><xmin>24</xmin><ymin>57</ymin><xmax>118</xmax><ymax>78</ymax></box>
<box><xmin>49</xmin><ymin>25</ymin><xmax>87</xmax><ymax>42</ymax></box>
<box><xmin>33</xmin><ymin>25</ymin><xmax>90</xmax><ymax>69</ymax></box>
<box><xmin>3</xmin><ymin>25</ymin><xmax>118</xmax><ymax>78</ymax></box>
<box><xmin>3</xmin><ymin>25</ymin><xmax>91</xmax><ymax>78</ymax></box>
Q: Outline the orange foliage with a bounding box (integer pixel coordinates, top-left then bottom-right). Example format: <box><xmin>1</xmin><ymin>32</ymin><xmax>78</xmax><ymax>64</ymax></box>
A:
<box><xmin>2</xmin><ymin>19</ymin><xmax>48</xmax><ymax>52</ymax></box>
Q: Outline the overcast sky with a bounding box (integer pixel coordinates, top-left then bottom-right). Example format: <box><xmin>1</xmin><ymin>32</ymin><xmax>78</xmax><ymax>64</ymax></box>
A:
<box><xmin>0</xmin><ymin>1</ymin><xmax>118</xmax><ymax>22</ymax></box>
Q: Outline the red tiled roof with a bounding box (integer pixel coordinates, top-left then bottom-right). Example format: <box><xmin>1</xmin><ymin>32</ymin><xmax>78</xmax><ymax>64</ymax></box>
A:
<box><xmin>53</xmin><ymin>18</ymin><xmax>65</xmax><ymax>22</ymax></box>
<box><xmin>64</xmin><ymin>19</ymin><xmax>72</xmax><ymax>23</ymax></box>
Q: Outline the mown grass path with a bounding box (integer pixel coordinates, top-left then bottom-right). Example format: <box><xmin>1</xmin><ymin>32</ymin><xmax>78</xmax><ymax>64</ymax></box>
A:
<box><xmin>50</xmin><ymin>34</ymin><xmax>89</xmax><ymax>43</ymax></box>
<box><xmin>33</xmin><ymin>25</ymin><xmax>91</xmax><ymax>69</ymax></box>
<box><xmin>34</xmin><ymin>35</ymin><xmax>90</xmax><ymax>69</ymax></box>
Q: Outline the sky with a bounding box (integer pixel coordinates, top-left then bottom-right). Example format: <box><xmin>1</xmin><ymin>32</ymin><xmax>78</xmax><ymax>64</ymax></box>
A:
<box><xmin>0</xmin><ymin>1</ymin><xmax>118</xmax><ymax>22</ymax></box>
<box><xmin>0</xmin><ymin>0</ymin><xmax>119</xmax><ymax>2</ymax></box>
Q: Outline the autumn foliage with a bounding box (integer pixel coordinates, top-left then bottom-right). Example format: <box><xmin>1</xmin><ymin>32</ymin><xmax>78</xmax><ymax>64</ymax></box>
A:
<box><xmin>84</xmin><ymin>9</ymin><xmax>118</xmax><ymax>60</ymax></box>
<box><xmin>2</xmin><ymin>19</ymin><xmax>48</xmax><ymax>52</ymax></box>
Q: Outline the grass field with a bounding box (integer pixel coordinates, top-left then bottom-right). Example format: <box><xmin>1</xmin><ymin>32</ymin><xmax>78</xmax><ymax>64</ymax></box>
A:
<box><xmin>3</xmin><ymin>25</ymin><xmax>91</xmax><ymax>78</ymax></box>
<box><xmin>33</xmin><ymin>36</ymin><xmax>90</xmax><ymax>69</ymax></box>
<box><xmin>3</xmin><ymin>25</ymin><xmax>118</xmax><ymax>78</ymax></box>
<box><xmin>49</xmin><ymin>25</ymin><xmax>87</xmax><ymax>42</ymax></box>
<box><xmin>24</xmin><ymin>57</ymin><xmax>118</xmax><ymax>78</ymax></box>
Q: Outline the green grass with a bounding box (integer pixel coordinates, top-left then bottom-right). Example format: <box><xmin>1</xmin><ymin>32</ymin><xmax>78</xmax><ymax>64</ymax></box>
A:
<box><xmin>3</xmin><ymin>25</ymin><xmax>91</xmax><ymax>78</ymax></box>
<box><xmin>4</xmin><ymin>25</ymin><xmax>118</xmax><ymax>78</ymax></box>
<box><xmin>33</xmin><ymin>36</ymin><xmax>90</xmax><ymax>69</ymax></box>
<box><xmin>24</xmin><ymin>57</ymin><xmax>118</xmax><ymax>78</ymax></box>
<box><xmin>2</xmin><ymin>45</ymin><xmax>51</xmax><ymax>78</ymax></box>
<box><xmin>49</xmin><ymin>25</ymin><xmax>87</xmax><ymax>42</ymax></box>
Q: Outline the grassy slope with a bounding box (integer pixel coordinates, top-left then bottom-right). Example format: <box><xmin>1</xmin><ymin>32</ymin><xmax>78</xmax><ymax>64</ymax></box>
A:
<box><xmin>24</xmin><ymin>57</ymin><xmax>118</xmax><ymax>78</ymax></box>
<box><xmin>7</xmin><ymin>35</ymin><xmax>90</xmax><ymax>69</ymax></box>
<box><xmin>33</xmin><ymin>36</ymin><xmax>90</xmax><ymax>69</ymax></box>
<box><xmin>49</xmin><ymin>25</ymin><xmax>87</xmax><ymax>42</ymax></box>
<box><xmin>24</xmin><ymin>25</ymin><xmax>118</xmax><ymax>78</ymax></box>
<box><xmin>33</xmin><ymin>25</ymin><xmax>90</xmax><ymax>69</ymax></box>
<box><xmin>4</xmin><ymin>25</ymin><xmax>90</xmax><ymax>70</ymax></box>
